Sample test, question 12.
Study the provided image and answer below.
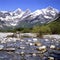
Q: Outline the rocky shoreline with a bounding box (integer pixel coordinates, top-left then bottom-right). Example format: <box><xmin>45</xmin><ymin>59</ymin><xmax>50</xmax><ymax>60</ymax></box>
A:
<box><xmin>0</xmin><ymin>33</ymin><xmax>60</xmax><ymax>60</ymax></box>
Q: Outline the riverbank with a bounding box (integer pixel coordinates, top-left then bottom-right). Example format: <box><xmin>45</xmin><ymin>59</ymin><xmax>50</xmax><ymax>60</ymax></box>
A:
<box><xmin>0</xmin><ymin>32</ymin><xmax>60</xmax><ymax>39</ymax></box>
<box><xmin>43</xmin><ymin>35</ymin><xmax>60</xmax><ymax>39</ymax></box>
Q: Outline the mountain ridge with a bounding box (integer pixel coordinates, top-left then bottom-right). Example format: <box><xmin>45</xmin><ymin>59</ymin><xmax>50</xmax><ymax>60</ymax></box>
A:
<box><xmin>0</xmin><ymin>6</ymin><xmax>59</xmax><ymax>30</ymax></box>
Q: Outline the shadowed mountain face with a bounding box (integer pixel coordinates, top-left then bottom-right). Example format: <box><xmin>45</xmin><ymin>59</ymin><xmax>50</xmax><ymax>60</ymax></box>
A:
<box><xmin>0</xmin><ymin>6</ymin><xmax>59</xmax><ymax>29</ymax></box>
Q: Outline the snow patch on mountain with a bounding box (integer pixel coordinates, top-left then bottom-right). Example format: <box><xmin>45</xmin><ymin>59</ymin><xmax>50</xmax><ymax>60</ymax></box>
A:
<box><xmin>0</xmin><ymin>6</ymin><xmax>59</xmax><ymax>28</ymax></box>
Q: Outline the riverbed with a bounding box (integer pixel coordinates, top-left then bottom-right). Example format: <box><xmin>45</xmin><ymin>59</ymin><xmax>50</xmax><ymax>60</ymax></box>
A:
<box><xmin>0</xmin><ymin>33</ymin><xmax>60</xmax><ymax>60</ymax></box>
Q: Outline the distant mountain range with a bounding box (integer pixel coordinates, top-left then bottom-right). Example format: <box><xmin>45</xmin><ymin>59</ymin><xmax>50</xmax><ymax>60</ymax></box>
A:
<box><xmin>0</xmin><ymin>6</ymin><xmax>59</xmax><ymax>30</ymax></box>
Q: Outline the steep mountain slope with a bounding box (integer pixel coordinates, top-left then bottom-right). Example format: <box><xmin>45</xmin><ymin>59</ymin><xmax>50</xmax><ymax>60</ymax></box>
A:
<box><xmin>46</xmin><ymin>13</ymin><xmax>60</xmax><ymax>34</ymax></box>
<box><xmin>16</xmin><ymin>7</ymin><xmax>59</xmax><ymax>28</ymax></box>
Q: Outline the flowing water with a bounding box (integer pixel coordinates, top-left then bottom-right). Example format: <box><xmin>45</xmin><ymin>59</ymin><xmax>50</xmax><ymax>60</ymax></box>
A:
<box><xmin>0</xmin><ymin>33</ymin><xmax>60</xmax><ymax>60</ymax></box>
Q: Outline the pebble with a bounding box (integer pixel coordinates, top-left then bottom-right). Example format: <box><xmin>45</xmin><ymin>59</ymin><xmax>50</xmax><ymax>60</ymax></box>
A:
<box><xmin>29</xmin><ymin>43</ymin><xmax>33</xmax><ymax>46</ymax></box>
<box><xmin>28</xmin><ymin>39</ymin><xmax>32</xmax><ymax>42</ymax></box>
<box><xmin>39</xmin><ymin>46</ymin><xmax>46</xmax><ymax>50</ymax></box>
<box><xmin>0</xmin><ymin>45</ymin><xmax>4</xmax><ymax>50</ymax></box>
<box><xmin>48</xmin><ymin>57</ymin><xmax>54</xmax><ymax>60</ymax></box>
<box><xmin>21</xmin><ymin>51</ymin><xmax>24</xmax><ymax>55</ymax></box>
<box><xmin>34</xmin><ymin>42</ymin><xmax>42</xmax><ymax>46</ymax></box>
<box><xmin>32</xmin><ymin>53</ymin><xmax>36</xmax><ymax>56</ymax></box>
<box><xmin>33</xmin><ymin>38</ymin><xmax>37</xmax><ymax>42</ymax></box>
<box><xmin>20</xmin><ymin>47</ymin><xmax>25</xmax><ymax>49</ymax></box>
<box><xmin>4</xmin><ymin>48</ymin><xmax>15</xmax><ymax>51</ymax></box>
<box><xmin>21</xmin><ymin>39</ymin><xmax>24</xmax><ymax>42</ymax></box>
<box><xmin>50</xmin><ymin>45</ymin><xmax>55</xmax><ymax>49</ymax></box>
<box><xmin>45</xmin><ymin>39</ymin><xmax>49</xmax><ymax>42</ymax></box>
<box><xmin>37</xmin><ymin>46</ymin><xmax>47</xmax><ymax>53</ymax></box>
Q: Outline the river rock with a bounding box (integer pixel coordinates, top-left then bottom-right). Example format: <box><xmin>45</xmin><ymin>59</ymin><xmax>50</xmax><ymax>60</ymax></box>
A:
<box><xmin>48</xmin><ymin>57</ymin><xmax>54</xmax><ymax>60</ymax></box>
<box><xmin>32</xmin><ymin>53</ymin><xmax>36</xmax><ymax>56</ymax></box>
<box><xmin>34</xmin><ymin>42</ymin><xmax>42</xmax><ymax>46</ymax></box>
<box><xmin>36</xmin><ymin>46</ymin><xmax>47</xmax><ymax>53</ymax></box>
<box><xmin>50</xmin><ymin>45</ymin><xmax>55</xmax><ymax>49</ymax></box>
<box><xmin>0</xmin><ymin>45</ymin><xmax>4</xmax><ymax>50</ymax></box>
<box><xmin>33</xmin><ymin>38</ymin><xmax>37</xmax><ymax>42</ymax></box>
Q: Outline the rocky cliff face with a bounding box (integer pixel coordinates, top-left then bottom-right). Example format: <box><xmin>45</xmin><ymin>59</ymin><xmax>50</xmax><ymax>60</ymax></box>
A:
<box><xmin>0</xmin><ymin>6</ymin><xmax>59</xmax><ymax>29</ymax></box>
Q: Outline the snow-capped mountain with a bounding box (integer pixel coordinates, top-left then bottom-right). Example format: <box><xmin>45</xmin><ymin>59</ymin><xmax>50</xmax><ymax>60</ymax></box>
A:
<box><xmin>0</xmin><ymin>6</ymin><xmax>59</xmax><ymax>29</ymax></box>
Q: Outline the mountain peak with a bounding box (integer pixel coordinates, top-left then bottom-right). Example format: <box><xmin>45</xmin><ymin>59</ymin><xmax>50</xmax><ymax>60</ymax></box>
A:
<box><xmin>15</xmin><ymin>8</ymin><xmax>22</xmax><ymax>11</ymax></box>
<box><xmin>1</xmin><ymin>11</ymin><xmax>8</xmax><ymax>13</ymax></box>
<box><xmin>25</xmin><ymin>9</ymin><xmax>31</xmax><ymax>14</ymax></box>
<box><xmin>14</xmin><ymin>8</ymin><xmax>22</xmax><ymax>14</ymax></box>
<box><xmin>46</xmin><ymin>6</ymin><xmax>54</xmax><ymax>10</ymax></box>
<box><xmin>26</xmin><ymin>9</ymin><xmax>31</xmax><ymax>12</ymax></box>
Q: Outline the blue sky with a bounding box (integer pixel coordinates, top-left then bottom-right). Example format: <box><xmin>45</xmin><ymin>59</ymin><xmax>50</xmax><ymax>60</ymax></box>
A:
<box><xmin>0</xmin><ymin>0</ymin><xmax>60</xmax><ymax>11</ymax></box>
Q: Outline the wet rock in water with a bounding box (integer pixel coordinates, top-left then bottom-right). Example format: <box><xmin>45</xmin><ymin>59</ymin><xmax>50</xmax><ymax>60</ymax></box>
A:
<box><xmin>45</xmin><ymin>39</ymin><xmax>49</xmax><ymax>42</ymax></box>
<box><xmin>38</xmin><ymin>46</ymin><xmax>46</xmax><ymax>50</ymax></box>
<box><xmin>1</xmin><ymin>40</ymin><xmax>6</xmax><ymax>43</ymax></box>
<box><xmin>21</xmin><ymin>51</ymin><xmax>25</xmax><ymax>56</ymax></box>
<box><xmin>56</xmin><ymin>46</ymin><xmax>60</xmax><ymax>50</ymax></box>
<box><xmin>57</xmin><ymin>48</ymin><xmax>60</xmax><ymax>50</ymax></box>
<box><xmin>3</xmin><ymin>48</ymin><xmax>15</xmax><ymax>52</ymax></box>
<box><xmin>32</xmin><ymin>53</ymin><xmax>36</xmax><ymax>56</ymax></box>
<box><xmin>21</xmin><ymin>39</ymin><xmax>24</xmax><ymax>42</ymax></box>
<box><xmin>28</xmin><ymin>39</ymin><xmax>32</xmax><ymax>42</ymax></box>
<box><xmin>36</xmin><ymin>45</ymin><xmax>47</xmax><ymax>53</ymax></box>
<box><xmin>20</xmin><ymin>46</ymin><xmax>25</xmax><ymax>49</ymax></box>
<box><xmin>29</xmin><ymin>43</ymin><xmax>34</xmax><ymax>46</ymax></box>
<box><xmin>42</xmin><ymin>56</ymin><xmax>48</xmax><ymax>60</ymax></box>
<box><xmin>33</xmin><ymin>38</ymin><xmax>38</xmax><ymax>42</ymax></box>
<box><xmin>15</xmin><ymin>51</ymin><xmax>20</xmax><ymax>54</ymax></box>
<box><xmin>50</xmin><ymin>45</ymin><xmax>55</xmax><ymax>49</ymax></box>
<box><xmin>0</xmin><ymin>45</ymin><xmax>4</xmax><ymax>50</ymax></box>
<box><xmin>34</xmin><ymin>42</ymin><xmax>42</xmax><ymax>46</ymax></box>
<box><xmin>48</xmin><ymin>57</ymin><xmax>54</xmax><ymax>60</ymax></box>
